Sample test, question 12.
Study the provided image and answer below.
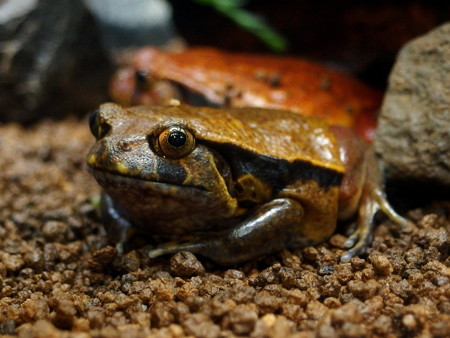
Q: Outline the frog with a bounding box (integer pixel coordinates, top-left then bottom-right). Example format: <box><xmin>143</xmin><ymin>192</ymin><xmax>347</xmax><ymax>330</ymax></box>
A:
<box><xmin>109</xmin><ymin>47</ymin><xmax>382</xmax><ymax>142</ymax></box>
<box><xmin>87</xmin><ymin>101</ymin><xmax>406</xmax><ymax>265</ymax></box>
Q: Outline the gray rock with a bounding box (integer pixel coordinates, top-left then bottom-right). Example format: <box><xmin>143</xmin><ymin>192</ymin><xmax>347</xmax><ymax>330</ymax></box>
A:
<box><xmin>375</xmin><ymin>23</ymin><xmax>450</xmax><ymax>187</ymax></box>
<box><xmin>0</xmin><ymin>0</ymin><xmax>110</xmax><ymax>123</ymax></box>
<box><xmin>82</xmin><ymin>0</ymin><xmax>176</xmax><ymax>50</ymax></box>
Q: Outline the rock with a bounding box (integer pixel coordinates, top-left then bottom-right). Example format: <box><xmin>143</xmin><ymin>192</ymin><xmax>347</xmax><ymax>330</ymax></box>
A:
<box><xmin>0</xmin><ymin>0</ymin><xmax>110</xmax><ymax>123</ymax></box>
<box><xmin>170</xmin><ymin>251</ymin><xmax>205</xmax><ymax>277</ymax></box>
<box><xmin>374</xmin><ymin>23</ymin><xmax>450</xmax><ymax>187</ymax></box>
<box><xmin>82</xmin><ymin>0</ymin><xmax>176</xmax><ymax>50</ymax></box>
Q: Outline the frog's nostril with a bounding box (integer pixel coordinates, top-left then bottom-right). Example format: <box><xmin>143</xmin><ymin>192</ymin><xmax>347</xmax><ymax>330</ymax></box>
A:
<box><xmin>118</xmin><ymin>140</ymin><xmax>132</xmax><ymax>152</ymax></box>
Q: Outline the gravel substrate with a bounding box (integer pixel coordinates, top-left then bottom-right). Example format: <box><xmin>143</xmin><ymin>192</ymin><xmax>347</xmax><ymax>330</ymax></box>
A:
<box><xmin>0</xmin><ymin>119</ymin><xmax>449</xmax><ymax>337</ymax></box>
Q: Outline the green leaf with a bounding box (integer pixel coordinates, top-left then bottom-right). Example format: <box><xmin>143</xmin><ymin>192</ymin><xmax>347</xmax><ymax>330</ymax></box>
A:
<box><xmin>192</xmin><ymin>0</ymin><xmax>288</xmax><ymax>52</ymax></box>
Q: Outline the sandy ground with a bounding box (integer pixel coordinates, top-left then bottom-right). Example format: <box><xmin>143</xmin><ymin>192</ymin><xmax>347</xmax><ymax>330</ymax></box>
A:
<box><xmin>0</xmin><ymin>118</ymin><xmax>448</xmax><ymax>337</ymax></box>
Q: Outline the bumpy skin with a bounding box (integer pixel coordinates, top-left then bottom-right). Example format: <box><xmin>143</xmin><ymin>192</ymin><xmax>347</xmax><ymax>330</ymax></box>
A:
<box><xmin>87</xmin><ymin>103</ymin><xmax>405</xmax><ymax>264</ymax></box>
<box><xmin>110</xmin><ymin>47</ymin><xmax>381</xmax><ymax>142</ymax></box>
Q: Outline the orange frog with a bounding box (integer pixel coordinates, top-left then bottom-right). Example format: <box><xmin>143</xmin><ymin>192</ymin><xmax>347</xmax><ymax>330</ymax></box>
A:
<box><xmin>110</xmin><ymin>47</ymin><xmax>381</xmax><ymax>142</ymax></box>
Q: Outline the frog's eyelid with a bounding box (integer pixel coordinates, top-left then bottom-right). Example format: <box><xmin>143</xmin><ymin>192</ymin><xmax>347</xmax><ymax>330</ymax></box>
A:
<box><xmin>152</xmin><ymin>123</ymin><xmax>196</xmax><ymax>138</ymax></box>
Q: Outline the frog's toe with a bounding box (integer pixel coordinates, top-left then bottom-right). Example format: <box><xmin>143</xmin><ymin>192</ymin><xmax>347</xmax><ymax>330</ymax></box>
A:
<box><xmin>115</xmin><ymin>242</ymin><xmax>125</xmax><ymax>255</ymax></box>
<box><xmin>148</xmin><ymin>247</ymin><xmax>172</xmax><ymax>259</ymax></box>
<box><xmin>148</xmin><ymin>241</ymin><xmax>202</xmax><ymax>259</ymax></box>
<box><xmin>340</xmin><ymin>230</ymin><xmax>373</xmax><ymax>263</ymax></box>
<box><xmin>343</xmin><ymin>233</ymin><xmax>359</xmax><ymax>248</ymax></box>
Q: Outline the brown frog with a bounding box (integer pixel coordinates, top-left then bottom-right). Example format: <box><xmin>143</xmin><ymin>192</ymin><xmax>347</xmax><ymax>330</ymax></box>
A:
<box><xmin>87</xmin><ymin>101</ymin><xmax>405</xmax><ymax>264</ymax></box>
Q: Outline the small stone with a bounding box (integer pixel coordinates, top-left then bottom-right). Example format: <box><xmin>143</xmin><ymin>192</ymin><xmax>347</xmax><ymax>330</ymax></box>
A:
<box><xmin>373</xmin><ymin>315</ymin><xmax>393</xmax><ymax>335</ymax></box>
<box><xmin>87</xmin><ymin>310</ymin><xmax>105</xmax><ymax>329</ymax></box>
<box><xmin>182</xmin><ymin>313</ymin><xmax>220</xmax><ymax>338</ymax></box>
<box><xmin>21</xmin><ymin>299</ymin><xmax>50</xmax><ymax>321</ymax></box>
<box><xmin>224</xmin><ymin>269</ymin><xmax>245</xmax><ymax>280</ymax></box>
<box><xmin>121</xmin><ymin>250</ymin><xmax>141</xmax><ymax>272</ymax></box>
<box><xmin>170</xmin><ymin>251</ymin><xmax>205</xmax><ymax>277</ymax></box>
<box><xmin>348</xmin><ymin>279</ymin><xmax>380</xmax><ymax>299</ymax></box>
<box><xmin>254</xmin><ymin>291</ymin><xmax>283</xmax><ymax>314</ymax></box>
<box><xmin>226</xmin><ymin>304</ymin><xmax>258</xmax><ymax>335</ymax></box>
<box><xmin>42</xmin><ymin>221</ymin><xmax>68</xmax><ymax>242</ymax></box>
<box><xmin>1</xmin><ymin>252</ymin><xmax>24</xmax><ymax>272</ymax></box>
<box><xmin>331</xmin><ymin>302</ymin><xmax>363</xmax><ymax>324</ymax></box>
<box><xmin>88</xmin><ymin>246</ymin><xmax>117</xmax><ymax>271</ymax></box>
<box><xmin>370</xmin><ymin>254</ymin><xmax>393</xmax><ymax>276</ymax></box>
<box><xmin>402</xmin><ymin>314</ymin><xmax>417</xmax><ymax>330</ymax></box>
<box><xmin>52</xmin><ymin>298</ymin><xmax>76</xmax><ymax>330</ymax></box>
<box><xmin>16</xmin><ymin>320</ymin><xmax>61</xmax><ymax>338</ymax></box>
<box><xmin>323</xmin><ymin>297</ymin><xmax>341</xmax><ymax>309</ymax></box>
<box><xmin>334</xmin><ymin>263</ymin><xmax>353</xmax><ymax>284</ymax></box>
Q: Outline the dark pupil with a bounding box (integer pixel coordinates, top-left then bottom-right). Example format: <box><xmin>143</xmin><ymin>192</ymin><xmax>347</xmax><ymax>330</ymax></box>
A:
<box><xmin>168</xmin><ymin>131</ymin><xmax>187</xmax><ymax>148</ymax></box>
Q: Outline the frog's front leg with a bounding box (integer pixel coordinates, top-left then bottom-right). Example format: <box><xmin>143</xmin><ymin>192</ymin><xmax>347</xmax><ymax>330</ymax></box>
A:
<box><xmin>148</xmin><ymin>198</ymin><xmax>305</xmax><ymax>265</ymax></box>
<box><xmin>100</xmin><ymin>193</ymin><xmax>135</xmax><ymax>254</ymax></box>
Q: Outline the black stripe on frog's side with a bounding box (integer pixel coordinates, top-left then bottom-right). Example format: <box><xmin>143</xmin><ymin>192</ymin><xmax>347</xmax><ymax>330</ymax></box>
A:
<box><xmin>204</xmin><ymin>141</ymin><xmax>343</xmax><ymax>194</ymax></box>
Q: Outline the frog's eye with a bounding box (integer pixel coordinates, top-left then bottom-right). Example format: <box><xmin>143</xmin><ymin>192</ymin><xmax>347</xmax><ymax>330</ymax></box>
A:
<box><xmin>157</xmin><ymin>127</ymin><xmax>195</xmax><ymax>158</ymax></box>
<box><xmin>89</xmin><ymin>110</ymin><xmax>111</xmax><ymax>140</ymax></box>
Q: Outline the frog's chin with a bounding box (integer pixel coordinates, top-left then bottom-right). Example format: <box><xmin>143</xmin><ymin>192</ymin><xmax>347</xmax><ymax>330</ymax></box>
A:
<box><xmin>89</xmin><ymin>168</ymin><xmax>211</xmax><ymax>198</ymax></box>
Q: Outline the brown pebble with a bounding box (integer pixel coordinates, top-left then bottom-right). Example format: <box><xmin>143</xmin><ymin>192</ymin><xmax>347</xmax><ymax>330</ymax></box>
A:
<box><xmin>350</xmin><ymin>257</ymin><xmax>366</xmax><ymax>271</ymax></box>
<box><xmin>331</xmin><ymin>302</ymin><xmax>363</xmax><ymax>324</ymax></box>
<box><xmin>224</xmin><ymin>269</ymin><xmax>245</xmax><ymax>280</ymax></box>
<box><xmin>348</xmin><ymin>279</ymin><xmax>380</xmax><ymax>299</ymax></box>
<box><xmin>51</xmin><ymin>298</ymin><xmax>76</xmax><ymax>330</ymax></box>
<box><xmin>323</xmin><ymin>297</ymin><xmax>341</xmax><ymax>309</ymax></box>
<box><xmin>370</xmin><ymin>254</ymin><xmax>394</xmax><ymax>276</ymax></box>
<box><xmin>42</xmin><ymin>221</ymin><xmax>68</xmax><ymax>242</ymax></box>
<box><xmin>302</xmin><ymin>247</ymin><xmax>319</xmax><ymax>262</ymax></box>
<box><xmin>306</xmin><ymin>301</ymin><xmax>329</xmax><ymax>320</ymax></box>
<box><xmin>121</xmin><ymin>250</ymin><xmax>141</xmax><ymax>272</ymax></box>
<box><xmin>339</xmin><ymin>322</ymin><xmax>367</xmax><ymax>337</ymax></box>
<box><xmin>87</xmin><ymin>310</ymin><xmax>105</xmax><ymax>329</ymax></box>
<box><xmin>224</xmin><ymin>304</ymin><xmax>258</xmax><ymax>335</ymax></box>
<box><xmin>373</xmin><ymin>315</ymin><xmax>393</xmax><ymax>335</ymax></box>
<box><xmin>1</xmin><ymin>252</ymin><xmax>24</xmax><ymax>272</ymax></box>
<box><xmin>170</xmin><ymin>251</ymin><xmax>205</xmax><ymax>277</ymax></box>
<box><xmin>418</xmin><ymin>214</ymin><xmax>439</xmax><ymax>229</ymax></box>
<box><xmin>334</xmin><ymin>263</ymin><xmax>353</xmax><ymax>284</ymax></box>
<box><xmin>430</xmin><ymin>314</ymin><xmax>450</xmax><ymax>337</ymax></box>
<box><xmin>182</xmin><ymin>313</ymin><xmax>220</xmax><ymax>338</ymax></box>
<box><xmin>254</xmin><ymin>291</ymin><xmax>283</xmax><ymax>314</ymax></box>
<box><xmin>88</xmin><ymin>245</ymin><xmax>117</xmax><ymax>270</ymax></box>
<box><xmin>402</xmin><ymin>314</ymin><xmax>417</xmax><ymax>330</ymax></box>
<box><xmin>21</xmin><ymin>299</ymin><xmax>50</xmax><ymax>321</ymax></box>
<box><xmin>16</xmin><ymin>320</ymin><xmax>61</xmax><ymax>338</ymax></box>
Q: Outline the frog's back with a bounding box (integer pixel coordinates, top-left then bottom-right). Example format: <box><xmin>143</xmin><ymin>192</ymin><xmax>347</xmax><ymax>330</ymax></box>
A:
<box><xmin>129</xmin><ymin>104</ymin><xmax>345</xmax><ymax>173</ymax></box>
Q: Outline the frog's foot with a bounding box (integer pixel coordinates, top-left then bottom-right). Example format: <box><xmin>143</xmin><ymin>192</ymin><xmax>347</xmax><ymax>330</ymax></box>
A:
<box><xmin>340</xmin><ymin>188</ymin><xmax>407</xmax><ymax>263</ymax></box>
<box><xmin>101</xmin><ymin>193</ymin><xmax>138</xmax><ymax>252</ymax></box>
<box><xmin>341</xmin><ymin>230</ymin><xmax>373</xmax><ymax>263</ymax></box>
<box><xmin>148</xmin><ymin>241</ymin><xmax>207</xmax><ymax>259</ymax></box>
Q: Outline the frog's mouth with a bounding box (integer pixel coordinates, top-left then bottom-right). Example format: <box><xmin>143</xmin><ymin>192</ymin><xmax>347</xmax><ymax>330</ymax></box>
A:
<box><xmin>89</xmin><ymin>167</ymin><xmax>211</xmax><ymax>198</ymax></box>
<box><xmin>89</xmin><ymin>166</ymin><xmax>239</xmax><ymax>221</ymax></box>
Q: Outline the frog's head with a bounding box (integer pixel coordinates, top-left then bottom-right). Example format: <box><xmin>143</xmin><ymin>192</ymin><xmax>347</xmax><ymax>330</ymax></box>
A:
<box><xmin>87</xmin><ymin>102</ymin><xmax>238</xmax><ymax>234</ymax></box>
